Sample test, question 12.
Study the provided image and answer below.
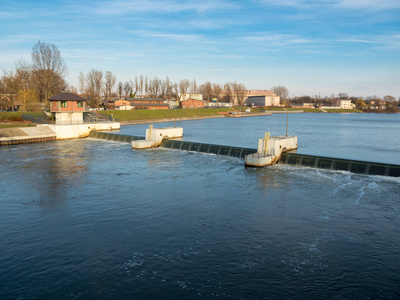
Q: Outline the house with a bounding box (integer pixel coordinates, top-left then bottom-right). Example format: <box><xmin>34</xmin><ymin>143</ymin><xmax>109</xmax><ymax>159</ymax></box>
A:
<box><xmin>244</xmin><ymin>95</ymin><xmax>280</xmax><ymax>107</ymax></box>
<box><xmin>114</xmin><ymin>99</ymin><xmax>132</xmax><ymax>110</ymax></box>
<box><xmin>48</xmin><ymin>92</ymin><xmax>88</xmax><ymax>125</ymax></box>
<box><xmin>180</xmin><ymin>99</ymin><xmax>206</xmax><ymax>109</ymax></box>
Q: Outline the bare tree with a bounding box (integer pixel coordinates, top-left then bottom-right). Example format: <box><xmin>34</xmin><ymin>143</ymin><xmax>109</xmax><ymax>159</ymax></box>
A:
<box><xmin>213</xmin><ymin>83</ymin><xmax>222</xmax><ymax>102</ymax></box>
<box><xmin>31</xmin><ymin>41</ymin><xmax>68</xmax><ymax>101</ymax></box>
<box><xmin>86</xmin><ymin>69</ymin><xmax>103</xmax><ymax>108</ymax></box>
<box><xmin>200</xmin><ymin>81</ymin><xmax>213</xmax><ymax>101</ymax></box>
<box><xmin>144</xmin><ymin>76</ymin><xmax>148</xmax><ymax>96</ymax></box>
<box><xmin>338</xmin><ymin>92</ymin><xmax>349</xmax><ymax>99</ymax></box>
<box><xmin>383</xmin><ymin>95</ymin><xmax>397</xmax><ymax>112</ymax></box>
<box><xmin>78</xmin><ymin>72</ymin><xmax>86</xmax><ymax>94</ymax></box>
<box><xmin>223</xmin><ymin>82</ymin><xmax>232</xmax><ymax>104</ymax></box>
<box><xmin>104</xmin><ymin>71</ymin><xmax>117</xmax><ymax>101</ymax></box>
<box><xmin>15</xmin><ymin>59</ymin><xmax>37</xmax><ymax>111</ymax></box>
<box><xmin>231</xmin><ymin>81</ymin><xmax>246</xmax><ymax>106</ymax></box>
<box><xmin>272</xmin><ymin>85</ymin><xmax>289</xmax><ymax>105</ymax></box>
<box><xmin>140</xmin><ymin>75</ymin><xmax>144</xmax><ymax>97</ymax></box>
<box><xmin>118</xmin><ymin>82</ymin><xmax>123</xmax><ymax>99</ymax></box>
<box><xmin>0</xmin><ymin>71</ymin><xmax>18</xmax><ymax>111</ymax></box>
<box><xmin>134</xmin><ymin>76</ymin><xmax>139</xmax><ymax>96</ymax></box>
<box><xmin>191</xmin><ymin>79</ymin><xmax>197</xmax><ymax>93</ymax></box>
<box><xmin>179</xmin><ymin>79</ymin><xmax>190</xmax><ymax>98</ymax></box>
<box><xmin>123</xmin><ymin>81</ymin><xmax>131</xmax><ymax>97</ymax></box>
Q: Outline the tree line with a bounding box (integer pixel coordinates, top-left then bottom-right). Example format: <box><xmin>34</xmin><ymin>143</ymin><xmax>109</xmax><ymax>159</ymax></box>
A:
<box><xmin>0</xmin><ymin>41</ymin><xmax>398</xmax><ymax>112</ymax></box>
<box><xmin>0</xmin><ymin>41</ymin><xmax>68</xmax><ymax>111</ymax></box>
<box><xmin>291</xmin><ymin>93</ymin><xmax>399</xmax><ymax>112</ymax></box>
<box><xmin>0</xmin><ymin>41</ymin><xmax>250</xmax><ymax>110</ymax></box>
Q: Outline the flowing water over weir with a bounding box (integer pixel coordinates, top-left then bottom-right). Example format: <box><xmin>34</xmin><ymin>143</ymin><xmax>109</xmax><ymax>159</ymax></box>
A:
<box><xmin>89</xmin><ymin>131</ymin><xmax>144</xmax><ymax>142</ymax></box>
<box><xmin>89</xmin><ymin>132</ymin><xmax>400</xmax><ymax>177</ymax></box>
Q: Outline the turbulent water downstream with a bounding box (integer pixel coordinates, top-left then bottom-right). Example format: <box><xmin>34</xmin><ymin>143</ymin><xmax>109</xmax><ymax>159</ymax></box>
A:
<box><xmin>1</xmin><ymin>113</ymin><xmax>399</xmax><ymax>299</ymax></box>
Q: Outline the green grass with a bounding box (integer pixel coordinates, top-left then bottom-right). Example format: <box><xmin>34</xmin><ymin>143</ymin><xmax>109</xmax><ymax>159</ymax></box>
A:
<box><xmin>324</xmin><ymin>109</ymin><xmax>361</xmax><ymax>113</ymax></box>
<box><xmin>99</xmin><ymin>108</ymin><xmax>233</xmax><ymax>121</ymax></box>
<box><xmin>0</xmin><ymin>123</ymin><xmax>36</xmax><ymax>129</ymax></box>
<box><xmin>0</xmin><ymin>111</ymin><xmax>49</xmax><ymax>121</ymax></box>
<box><xmin>299</xmin><ymin>108</ymin><xmax>324</xmax><ymax>113</ymax></box>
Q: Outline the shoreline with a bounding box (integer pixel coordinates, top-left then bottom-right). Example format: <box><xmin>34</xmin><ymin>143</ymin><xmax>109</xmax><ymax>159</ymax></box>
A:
<box><xmin>119</xmin><ymin>111</ymin><xmax>298</xmax><ymax>125</ymax></box>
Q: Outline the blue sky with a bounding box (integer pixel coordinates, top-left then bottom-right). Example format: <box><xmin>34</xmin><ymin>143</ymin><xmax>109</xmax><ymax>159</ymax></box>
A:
<box><xmin>1</xmin><ymin>0</ymin><xmax>399</xmax><ymax>98</ymax></box>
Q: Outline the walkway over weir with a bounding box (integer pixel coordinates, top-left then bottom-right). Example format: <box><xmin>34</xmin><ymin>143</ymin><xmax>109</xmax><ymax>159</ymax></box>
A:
<box><xmin>89</xmin><ymin>132</ymin><xmax>400</xmax><ymax>177</ymax></box>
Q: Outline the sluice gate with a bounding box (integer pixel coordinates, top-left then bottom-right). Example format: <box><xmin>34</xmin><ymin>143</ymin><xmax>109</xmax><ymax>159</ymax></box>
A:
<box><xmin>89</xmin><ymin>131</ymin><xmax>144</xmax><ymax>143</ymax></box>
<box><xmin>280</xmin><ymin>153</ymin><xmax>400</xmax><ymax>177</ymax></box>
<box><xmin>89</xmin><ymin>132</ymin><xmax>400</xmax><ymax>177</ymax></box>
<box><xmin>160</xmin><ymin>139</ymin><xmax>257</xmax><ymax>159</ymax></box>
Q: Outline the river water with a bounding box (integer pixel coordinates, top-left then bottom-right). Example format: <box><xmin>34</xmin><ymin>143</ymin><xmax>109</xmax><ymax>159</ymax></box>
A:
<box><xmin>1</xmin><ymin>113</ymin><xmax>399</xmax><ymax>299</ymax></box>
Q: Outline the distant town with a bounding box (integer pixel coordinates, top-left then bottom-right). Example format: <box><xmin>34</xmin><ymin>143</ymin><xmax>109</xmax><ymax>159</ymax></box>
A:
<box><xmin>1</xmin><ymin>41</ymin><xmax>399</xmax><ymax>113</ymax></box>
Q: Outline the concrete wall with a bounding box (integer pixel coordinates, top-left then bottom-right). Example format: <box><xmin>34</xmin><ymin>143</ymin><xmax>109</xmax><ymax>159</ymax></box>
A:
<box><xmin>48</xmin><ymin>122</ymin><xmax>120</xmax><ymax>139</ymax></box>
<box><xmin>145</xmin><ymin>127</ymin><xmax>183</xmax><ymax>144</ymax></box>
<box><xmin>56</xmin><ymin>112</ymin><xmax>84</xmax><ymax>125</ymax></box>
<box><xmin>257</xmin><ymin>136</ymin><xmax>298</xmax><ymax>157</ymax></box>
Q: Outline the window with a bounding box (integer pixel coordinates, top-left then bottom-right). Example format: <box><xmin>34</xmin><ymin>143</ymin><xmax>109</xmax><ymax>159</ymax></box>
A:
<box><xmin>61</xmin><ymin>101</ymin><xmax>68</xmax><ymax>108</ymax></box>
<box><xmin>77</xmin><ymin>101</ymin><xmax>83</xmax><ymax>108</ymax></box>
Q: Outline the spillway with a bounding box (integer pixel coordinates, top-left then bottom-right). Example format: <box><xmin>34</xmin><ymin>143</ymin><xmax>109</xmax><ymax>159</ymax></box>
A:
<box><xmin>89</xmin><ymin>132</ymin><xmax>400</xmax><ymax>177</ymax></box>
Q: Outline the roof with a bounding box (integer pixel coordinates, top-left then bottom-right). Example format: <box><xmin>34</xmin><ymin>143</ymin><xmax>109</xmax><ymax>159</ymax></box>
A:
<box><xmin>48</xmin><ymin>93</ymin><xmax>88</xmax><ymax>101</ymax></box>
<box><xmin>126</xmin><ymin>98</ymin><xmax>165</xmax><ymax>102</ymax></box>
<box><xmin>180</xmin><ymin>99</ymin><xmax>206</xmax><ymax>103</ymax></box>
<box><xmin>129</xmin><ymin>103</ymin><xmax>169</xmax><ymax>107</ymax></box>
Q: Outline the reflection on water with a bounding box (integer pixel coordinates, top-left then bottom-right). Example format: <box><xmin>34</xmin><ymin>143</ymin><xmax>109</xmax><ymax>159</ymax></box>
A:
<box><xmin>1</xmin><ymin>114</ymin><xmax>400</xmax><ymax>299</ymax></box>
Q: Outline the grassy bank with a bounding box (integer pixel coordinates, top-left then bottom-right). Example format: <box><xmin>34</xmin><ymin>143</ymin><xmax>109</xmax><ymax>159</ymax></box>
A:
<box><xmin>0</xmin><ymin>123</ymin><xmax>36</xmax><ymax>129</ymax></box>
<box><xmin>324</xmin><ymin>109</ymin><xmax>361</xmax><ymax>113</ymax></box>
<box><xmin>0</xmin><ymin>111</ymin><xmax>48</xmax><ymax>121</ymax></box>
<box><xmin>99</xmin><ymin>108</ymin><xmax>233</xmax><ymax>121</ymax></box>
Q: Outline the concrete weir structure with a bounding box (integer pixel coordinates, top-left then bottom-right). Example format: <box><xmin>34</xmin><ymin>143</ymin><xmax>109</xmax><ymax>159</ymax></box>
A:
<box><xmin>131</xmin><ymin>125</ymin><xmax>183</xmax><ymax>149</ymax></box>
<box><xmin>89</xmin><ymin>132</ymin><xmax>400</xmax><ymax>177</ymax></box>
<box><xmin>245</xmin><ymin>133</ymin><xmax>298</xmax><ymax>167</ymax></box>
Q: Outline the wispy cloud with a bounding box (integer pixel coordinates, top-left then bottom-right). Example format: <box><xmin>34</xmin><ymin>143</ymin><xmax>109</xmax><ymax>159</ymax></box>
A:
<box><xmin>129</xmin><ymin>30</ymin><xmax>217</xmax><ymax>44</ymax></box>
<box><xmin>240</xmin><ymin>33</ymin><xmax>314</xmax><ymax>47</ymax></box>
<box><xmin>259</xmin><ymin>0</ymin><xmax>400</xmax><ymax>10</ymax></box>
<box><xmin>337</xmin><ymin>33</ymin><xmax>400</xmax><ymax>49</ymax></box>
<box><xmin>93</xmin><ymin>0</ymin><xmax>238</xmax><ymax>16</ymax></box>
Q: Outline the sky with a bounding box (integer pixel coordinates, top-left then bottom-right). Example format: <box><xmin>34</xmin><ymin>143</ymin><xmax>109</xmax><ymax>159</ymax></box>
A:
<box><xmin>1</xmin><ymin>0</ymin><xmax>399</xmax><ymax>98</ymax></box>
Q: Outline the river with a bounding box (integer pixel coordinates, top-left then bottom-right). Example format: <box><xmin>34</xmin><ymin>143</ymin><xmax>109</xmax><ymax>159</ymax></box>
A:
<box><xmin>0</xmin><ymin>113</ymin><xmax>399</xmax><ymax>299</ymax></box>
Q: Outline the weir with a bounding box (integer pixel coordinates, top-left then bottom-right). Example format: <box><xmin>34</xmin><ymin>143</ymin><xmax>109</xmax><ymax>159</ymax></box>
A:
<box><xmin>89</xmin><ymin>132</ymin><xmax>400</xmax><ymax>177</ymax></box>
<box><xmin>89</xmin><ymin>131</ymin><xmax>144</xmax><ymax>143</ymax></box>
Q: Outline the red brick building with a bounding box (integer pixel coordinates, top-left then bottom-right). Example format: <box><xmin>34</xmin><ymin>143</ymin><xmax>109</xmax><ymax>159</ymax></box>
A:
<box><xmin>48</xmin><ymin>93</ymin><xmax>88</xmax><ymax>124</ymax></box>
<box><xmin>180</xmin><ymin>99</ymin><xmax>206</xmax><ymax>109</ymax></box>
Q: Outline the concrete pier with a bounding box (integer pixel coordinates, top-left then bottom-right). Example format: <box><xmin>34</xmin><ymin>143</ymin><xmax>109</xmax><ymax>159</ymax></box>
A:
<box><xmin>245</xmin><ymin>133</ymin><xmax>298</xmax><ymax>167</ymax></box>
<box><xmin>132</xmin><ymin>125</ymin><xmax>183</xmax><ymax>149</ymax></box>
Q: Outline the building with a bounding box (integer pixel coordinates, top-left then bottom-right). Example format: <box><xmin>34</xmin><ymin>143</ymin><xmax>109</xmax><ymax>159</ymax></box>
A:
<box><xmin>321</xmin><ymin>99</ymin><xmax>356</xmax><ymax>110</ymax></box>
<box><xmin>180</xmin><ymin>99</ymin><xmax>206</xmax><ymax>109</ymax></box>
<box><xmin>49</xmin><ymin>92</ymin><xmax>88</xmax><ymax>125</ymax></box>
<box><xmin>127</xmin><ymin>98</ymin><xmax>169</xmax><ymax>110</ymax></box>
<box><xmin>179</xmin><ymin>93</ymin><xmax>203</xmax><ymax>101</ymax></box>
<box><xmin>114</xmin><ymin>99</ymin><xmax>132</xmax><ymax>110</ymax></box>
<box><xmin>244</xmin><ymin>95</ymin><xmax>280</xmax><ymax>107</ymax></box>
<box><xmin>220</xmin><ymin>89</ymin><xmax>280</xmax><ymax>106</ymax></box>
<box><xmin>339</xmin><ymin>99</ymin><xmax>353</xmax><ymax>109</ymax></box>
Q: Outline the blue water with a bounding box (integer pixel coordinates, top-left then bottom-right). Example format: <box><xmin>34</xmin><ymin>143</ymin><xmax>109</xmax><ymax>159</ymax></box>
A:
<box><xmin>1</xmin><ymin>113</ymin><xmax>400</xmax><ymax>299</ymax></box>
<box><xmin>119</xmin><ymin>113</ymin><xmax>400</xmax><ymax>164</ymax></box>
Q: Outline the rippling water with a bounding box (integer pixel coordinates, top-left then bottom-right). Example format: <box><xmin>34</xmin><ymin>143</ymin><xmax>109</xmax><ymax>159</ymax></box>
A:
<box><xmin>1</xmin><ymin>114</ymin><xmax>399</xmax><ymax>299</ymax></box>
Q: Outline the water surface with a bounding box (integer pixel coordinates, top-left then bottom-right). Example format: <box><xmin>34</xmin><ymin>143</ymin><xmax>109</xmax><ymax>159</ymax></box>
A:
<box><xmin>1</xmin><ymin>113</ymin><xmax>399</xmax><ymax>299</ymax></box>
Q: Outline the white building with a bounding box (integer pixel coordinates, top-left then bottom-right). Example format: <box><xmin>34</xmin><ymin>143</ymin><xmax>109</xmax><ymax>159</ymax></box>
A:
<box><xmin>179</xmin><ymin>93</ymin><xmax>203</xmax><ymax>101</ymax></box>
<box><xmin>244</xmin><ymin>95</ymin><xmax>281</xmax><ymax>107</ymax></box>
